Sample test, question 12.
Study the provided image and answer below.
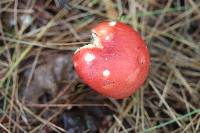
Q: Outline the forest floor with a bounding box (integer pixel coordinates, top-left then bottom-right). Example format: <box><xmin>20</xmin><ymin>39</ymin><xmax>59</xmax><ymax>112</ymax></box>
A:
<box><xmin>0</xmin><ymin>0</ymin><xmax>200</xmax><ymax>132</ymax></box>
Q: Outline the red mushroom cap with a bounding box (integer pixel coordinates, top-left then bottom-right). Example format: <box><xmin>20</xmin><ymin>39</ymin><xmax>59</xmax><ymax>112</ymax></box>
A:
<box><xmin>73</xmin><ymin>21</ymin><xmax>150</xmax><ymax>99</ymax></box>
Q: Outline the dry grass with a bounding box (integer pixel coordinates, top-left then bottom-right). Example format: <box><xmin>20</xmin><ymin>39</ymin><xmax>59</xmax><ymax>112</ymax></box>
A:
<box><xmin>0</xmin><ymin>0</ymin><xmax>200</xmax><ymax>132</ymax></box>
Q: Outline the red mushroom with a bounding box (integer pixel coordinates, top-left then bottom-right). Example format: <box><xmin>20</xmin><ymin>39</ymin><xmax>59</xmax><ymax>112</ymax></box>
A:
<box><xmin>73</xmin><ymin>21</ymin><xmax>150</xmax><ymax>99</ymax></box>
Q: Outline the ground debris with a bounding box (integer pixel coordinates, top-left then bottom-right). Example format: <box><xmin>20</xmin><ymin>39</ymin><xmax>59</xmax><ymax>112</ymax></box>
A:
<box><xmin>19</xmin><ymin>51</ymin><xmax>75</xmax><ymax>103</ymax></box>
<box><xmin>58</xmin><ymin>107</ymin><xmax>113</xmax><ymax>133</ymax></box>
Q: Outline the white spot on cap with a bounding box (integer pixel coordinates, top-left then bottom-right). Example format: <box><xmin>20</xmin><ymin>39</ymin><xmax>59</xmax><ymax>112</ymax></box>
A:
<box><xmin>84</xmin><ymin>53</ymin><xmax>95</xmax><ymax>62</ymax></box>
<box><xmin>105</xmin><ymin>35</ymin><xmax>111</xmax><ymax>41</ymax></box>
<box><xmin>109</xmin><ymin>21</ymin><xmax>117</xmax><ymax>26</ymax></box>
<box><xmin>103</xmin><ymin>69</ymin><xmax>110</xmax><ymax>77</ymax></box>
